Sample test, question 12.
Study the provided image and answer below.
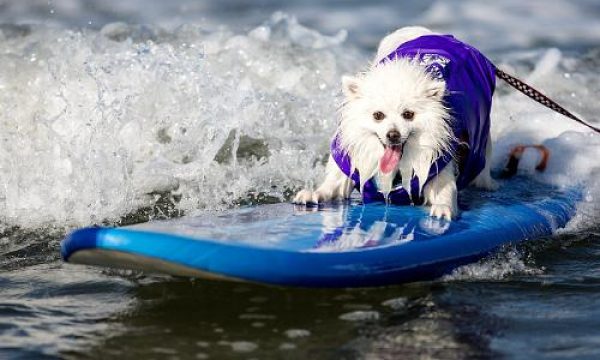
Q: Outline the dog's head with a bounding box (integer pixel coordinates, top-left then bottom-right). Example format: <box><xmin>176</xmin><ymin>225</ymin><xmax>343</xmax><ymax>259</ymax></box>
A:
<box><xmin>338</xmin><ymin>58</ymin><xmax>453</xmax><ymax>192</ymax></box>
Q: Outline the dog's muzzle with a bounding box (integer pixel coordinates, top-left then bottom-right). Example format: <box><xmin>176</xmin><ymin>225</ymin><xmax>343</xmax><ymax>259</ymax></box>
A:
<box><xmin>386</xmin><ymin>129</ymin><xmax>402</xmax><ymax>145</ymax></box>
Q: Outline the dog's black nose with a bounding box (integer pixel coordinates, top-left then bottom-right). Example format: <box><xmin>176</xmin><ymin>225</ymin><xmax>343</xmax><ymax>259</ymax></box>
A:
<box><xmin>386</xmin><ymin>130</ymin><xmax>401</xmax><ymax>144</ymax></box>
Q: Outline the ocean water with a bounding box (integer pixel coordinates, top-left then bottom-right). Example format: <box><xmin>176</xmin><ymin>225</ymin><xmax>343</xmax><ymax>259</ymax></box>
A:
<box><xmin>1</xmin><ymin>0</ymin><xmax>600</xmax><ymax>358</ymax></box>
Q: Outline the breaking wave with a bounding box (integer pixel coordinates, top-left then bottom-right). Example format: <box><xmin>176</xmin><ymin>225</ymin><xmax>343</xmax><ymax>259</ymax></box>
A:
<box><xmin>1</xmin><ymin>10</ymin><xmax>599</xmax><ymax>237</ymax></box>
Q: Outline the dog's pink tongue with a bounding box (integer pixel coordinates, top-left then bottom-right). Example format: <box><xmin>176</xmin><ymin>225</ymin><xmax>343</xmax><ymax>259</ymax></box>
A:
<box><xmin>379</xmin><ymin>146</ymin><xmax>402</xmax><ymax>174</ymax></box>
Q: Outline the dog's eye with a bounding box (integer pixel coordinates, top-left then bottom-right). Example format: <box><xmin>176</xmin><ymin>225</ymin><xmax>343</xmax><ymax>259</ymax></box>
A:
<box><xmin>372</xmin><ymin>111</ymin><xmax>386</xmax><ymax>121</ymax></box>
<box><xmin>402</xmin><ymin>110</ymin><xmax>415</xmax><ymax>121</ymax></box>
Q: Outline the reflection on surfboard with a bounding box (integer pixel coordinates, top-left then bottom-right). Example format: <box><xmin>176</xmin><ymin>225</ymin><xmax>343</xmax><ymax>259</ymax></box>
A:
<box><xmin>296</xmin><ymin>202</ymin><xmax>452</xmax><ymax>252</ymax></box>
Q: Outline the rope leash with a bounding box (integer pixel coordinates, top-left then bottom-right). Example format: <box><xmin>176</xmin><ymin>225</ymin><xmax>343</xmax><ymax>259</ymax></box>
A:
<box><xmin>494</xmin><ymin>67</ymin><xmax>600</xmax><ymax>134</ymax></box>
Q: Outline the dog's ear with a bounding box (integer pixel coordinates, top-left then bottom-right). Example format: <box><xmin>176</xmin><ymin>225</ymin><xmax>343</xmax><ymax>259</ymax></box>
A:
<box><xmin>342</xmin><ymin>75</ymin><xmax>361</xmax><ymax>99</ymax></box>
<box><xmin>426</xmin><ymin>80</ymin><xmax>446</xmax><ymax>100</ymax></box>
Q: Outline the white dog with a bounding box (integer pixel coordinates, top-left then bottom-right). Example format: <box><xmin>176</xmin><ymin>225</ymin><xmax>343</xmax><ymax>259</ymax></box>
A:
<box><xmin>294</xmin><ymin>27</ymin><xmax>498</xmax><ymax>220</ymax></box>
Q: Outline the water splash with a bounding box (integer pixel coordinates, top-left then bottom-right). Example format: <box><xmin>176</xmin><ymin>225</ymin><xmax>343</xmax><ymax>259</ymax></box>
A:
<box><xmin>1</xmin><ymin>11</ymin><xmax>599</xmax><ymax>238</ymax></box>
<box><xmin>0</xmin><ymin>14</ymin><xmax>362</xmax><ymax>228</ymax></box>
<box><xmin>443</xmin><ymin>247</ymin><xmax>543</xmax><ymax>281</ymax></box>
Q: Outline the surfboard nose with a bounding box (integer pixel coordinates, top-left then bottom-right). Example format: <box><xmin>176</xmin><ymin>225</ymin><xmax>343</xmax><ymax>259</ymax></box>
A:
<box><xmin>61</xmin><ymin>227</ymin><xmax>102</xmax><ymax>261</ymax></box>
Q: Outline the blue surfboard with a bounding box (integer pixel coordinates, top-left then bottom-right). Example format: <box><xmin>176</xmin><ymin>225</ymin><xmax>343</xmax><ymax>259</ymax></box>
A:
<box><xmin>61</xmin><ymin>178</ymin><xmax>580</xmax><ymax>287</ymax></box>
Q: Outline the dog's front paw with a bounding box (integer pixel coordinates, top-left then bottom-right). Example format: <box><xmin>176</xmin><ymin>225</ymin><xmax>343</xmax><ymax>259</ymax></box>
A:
<box><xmin>293</xmin><ymin>189</ymin><xmax>327</xmax><ymax>205</ymax></box>
<box><xmin>430</xmin><ymin>204</ymin><xmax>457</xmax><ymax>220</ymax></box>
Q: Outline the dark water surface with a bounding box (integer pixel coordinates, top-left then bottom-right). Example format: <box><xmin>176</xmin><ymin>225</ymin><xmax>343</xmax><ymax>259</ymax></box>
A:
<box><xmin>3</xmin><ymin>229</ymin><xmax>600</xmax><ymax>359</ymax></box>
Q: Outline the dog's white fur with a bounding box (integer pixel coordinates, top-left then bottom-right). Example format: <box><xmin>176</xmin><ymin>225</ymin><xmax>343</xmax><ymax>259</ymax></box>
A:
<box><xmin>294</xmin><ymin>27</ymin><xmax>496</xmax><ymax>220</ymax></box>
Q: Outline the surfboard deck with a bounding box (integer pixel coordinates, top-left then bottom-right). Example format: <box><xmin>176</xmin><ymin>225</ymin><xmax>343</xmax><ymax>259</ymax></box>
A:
<box><xmin>61</xmin><ymin>177</ymin><xmax>580</xmax><ymax>287</ymax></box>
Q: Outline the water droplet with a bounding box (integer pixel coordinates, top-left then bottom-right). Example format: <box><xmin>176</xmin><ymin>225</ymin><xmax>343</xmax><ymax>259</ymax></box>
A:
<box><xmin>339</xmin><ymin>310</ymin><xmax>380</xmax><ymax>321</ymax></box>
<box><xmin>284</xmin><ymin>329</ymin><xmax>311</xmax><ymax>338</ymax></box>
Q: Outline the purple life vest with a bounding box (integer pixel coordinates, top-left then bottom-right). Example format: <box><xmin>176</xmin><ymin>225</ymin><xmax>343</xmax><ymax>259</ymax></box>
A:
<box><xmin>331</xmin><ymin>34</ymin><xmax>496</xmax><ymax>205</ymax></box>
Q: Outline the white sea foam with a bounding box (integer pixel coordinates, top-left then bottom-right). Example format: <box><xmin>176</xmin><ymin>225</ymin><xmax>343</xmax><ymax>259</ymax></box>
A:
<box><xmin>0</xmin><ymin>14</ymin><xmax>362</xmax><ymax>228</ymax></box>
<box><xmin>1</xmin><ymin>10</ymin><xmax>599</xmax><ymax>234</ymax></box>
<box><xmin>490</xmin><ymin>48</ymin><xmax>600</xmax><ymax>229</ymax></box>
<box><xmin>443</xmin><ymin>248</ymin><xmax>543</xmax><ymax>282</ymax></box>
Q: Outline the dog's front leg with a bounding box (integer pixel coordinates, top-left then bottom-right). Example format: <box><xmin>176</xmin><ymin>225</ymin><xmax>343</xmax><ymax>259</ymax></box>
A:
<box><xmin>423</xmin><ymin>161</ymin><xmax>458</xmax><ymax>220</ymax></box>
<box><xmin>293</xmin><ymin>155</ymin><xmax>354</xmax><ymax>205</ymax></box>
